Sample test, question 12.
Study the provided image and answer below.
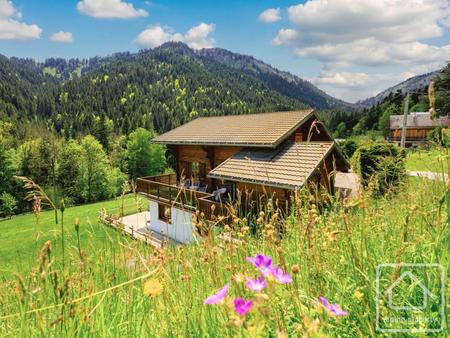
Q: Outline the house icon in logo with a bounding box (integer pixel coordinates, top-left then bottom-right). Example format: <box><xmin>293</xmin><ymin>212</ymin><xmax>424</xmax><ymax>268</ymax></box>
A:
<box><xmin>386</xmin><ymin>271</ymin><xmax>435</xmax><ymax>311</ymax></box>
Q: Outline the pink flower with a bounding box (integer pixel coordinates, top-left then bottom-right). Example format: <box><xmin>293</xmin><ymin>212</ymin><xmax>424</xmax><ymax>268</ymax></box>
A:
<box><xmin>234</xmin><ymin>298</ymin><xmax>253</xmax><ymax>316</ymax></box>
<box><xmin>319</xmin><ymin>297</ymin><xmax>348</xmax><ymax>316</ymax></box>
<box><xmin>204</xmin><ymin>284</ymin><xmax>229</xmax><ymax>304</ymax></box>
<box><xmin>246</xmin><ymin>276</ymin><xmax>267</xmax><ymax>292</ymax></box>
<box><xmin>246</xmin><ymin>254</ymin><xmax>273</xmax><ymax>277</ymax></box>
<box><xmin>270</xmin><ymin>267</ymin><xmax>293</xmax><ymax>284</ymax></box>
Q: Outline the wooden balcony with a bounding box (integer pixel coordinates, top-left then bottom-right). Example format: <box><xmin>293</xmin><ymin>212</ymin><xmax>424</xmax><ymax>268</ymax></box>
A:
<box><xmin>136</xmin><ymin>174</ymin><xmax>227</xmax><ymax>218</ymax></box>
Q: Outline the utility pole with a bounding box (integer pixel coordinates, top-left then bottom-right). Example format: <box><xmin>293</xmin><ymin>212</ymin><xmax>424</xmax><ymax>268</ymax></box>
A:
<box><xmin>400</xmin><ymin>92</ymin><xmax>409</xmax><ymax>148</ymax></box>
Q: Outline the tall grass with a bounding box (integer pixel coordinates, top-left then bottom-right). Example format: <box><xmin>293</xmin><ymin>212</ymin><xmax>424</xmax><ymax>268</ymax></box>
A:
<box><xmin>0</xmin><ymin>176</ymin><xmax>448</xmax><ymax>336</ymax></box>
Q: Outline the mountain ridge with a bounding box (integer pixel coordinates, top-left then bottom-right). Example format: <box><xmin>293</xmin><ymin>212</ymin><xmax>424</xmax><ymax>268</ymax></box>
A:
<box><xmin>357</xmin><ymin>70</ymin><xmax>440</xmax><ymax>108</ymax></box>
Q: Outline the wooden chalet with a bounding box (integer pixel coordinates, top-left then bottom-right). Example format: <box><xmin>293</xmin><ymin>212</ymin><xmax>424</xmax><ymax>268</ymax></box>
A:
<box><xmin>389</xmin><ymin>112</ymin><xmax>450</xmax><ymax>147</ymax></box>
<box><xmin>136</xmin><ymin>110</ymin><xmax>350</xmax><ymax>243</ymax></box>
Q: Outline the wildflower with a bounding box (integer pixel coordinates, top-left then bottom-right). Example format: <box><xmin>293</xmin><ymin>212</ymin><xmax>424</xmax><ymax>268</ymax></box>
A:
<box><xmin>74</xmin><ymin>218</ymin><xmax>80</xmax><ymax>232</ymax></box>
<box><xmin>270</xmin><ymin>267</ymin><xmax>293</xmax><ymax>284</ymax></box>
<box><xmin>204</xmin><ymin>284</ymin><xmax>229</xmax><ymax>304</ymax></box>
<box><xmin>246</xmin><ymin>254</ymin><xmax>273</xmax><ymax>277</ymax></box>
<box><xmin>143</xmin><ymin>279</ymin><xmax>163</xmax><ymax>298</ymax></box>
<box><xmin>354</xmin><ymin>289</ymin><xmax>364</xmax><ymax>301</ymax></box>
<box><xmin>234</xmin><ymin>298</ymin><xmax>253</xmax><ymax>316</ymax></box>
<box><xmin>319</xmin><ymin>297</ymin><xmax>348</xmax><ymax>316</ymax></box>
<box><xmin>291</xmin><ymin>264</ymin><xmax>300</xmax><ymax>274</ymax></box>
<box><xmin>246</xmin><ymin>276</ymin><xmax>267</xmax><ymax>292</ymax></box>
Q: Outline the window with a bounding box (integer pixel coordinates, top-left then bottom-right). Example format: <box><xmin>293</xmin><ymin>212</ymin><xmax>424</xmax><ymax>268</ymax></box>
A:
<box><xmin>191</xmin><ymin>162</ymin><xmax>200</xmax><ymax>177</ymax></box>
<box><xmin>179</xmin><ymin>161</ymin><xmax>206</xmax><ymax>183</ymax></box>
<box><xmin>158</xmin><ymin>203</ymin><xmax>171</xmax><ymax>223</ymax></box>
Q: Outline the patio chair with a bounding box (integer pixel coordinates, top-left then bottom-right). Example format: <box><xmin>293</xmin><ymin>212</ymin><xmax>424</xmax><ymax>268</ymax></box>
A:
<box><xmin>184</xmin><ymin>179</ymin><xmax>191</xmax><ymax>189</ymax></box>
<box><xmin>213</xmin><ymin>187</ymin><xmax>227</xmax><ymax>201</ymax></box>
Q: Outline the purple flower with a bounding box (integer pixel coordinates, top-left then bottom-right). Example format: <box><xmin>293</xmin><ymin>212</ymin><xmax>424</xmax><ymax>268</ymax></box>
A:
<box><xmin>234</xmin><ymin>298</ymin><xmax>253</xmax><ymax>316</ymax></box>
<box><xmin>270</xmin><ymin>267</ymin><xmax>293</xmax><ymax>284</ymax></box>
<box><xmin>204</xmin><ymin>284</ymin><xmax>229</xmax><ymax>304</ymax></box>
<box><xmin>246</xmin><ymin>254</ymin><xmax>273</xmax><ymax>277</ymax></box>
<box><xmin>319</xmin><ymin>297</ymin><xmax>348</xmax><ymax>316</ymax></box>
<box><xmin>246</xmin><ymin>276</ymin><xmax>267</xmax><ymax>292</ymax></box>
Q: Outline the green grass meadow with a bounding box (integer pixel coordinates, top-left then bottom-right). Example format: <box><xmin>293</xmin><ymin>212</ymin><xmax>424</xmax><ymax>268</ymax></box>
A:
<box><xmin>406</xmin><ymin>147</ymin><xmax>449</xmax><ymax>173</ymax></box>
<box><xmin>0</xmin><ymin>178</ymin><xmax>448</xmax><ymax>336</ymax></box>
<box><xmin>0</xmin><ymin>195</ymin><xmax>145</xmax><ymax>276</ymax></box>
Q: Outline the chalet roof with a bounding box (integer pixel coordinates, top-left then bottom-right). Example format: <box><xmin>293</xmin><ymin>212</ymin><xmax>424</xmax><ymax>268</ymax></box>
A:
<box><xmin>153</xmin><ymin>110</ymin><xmax>314</xmax><ymax>147</ymax></box>
<box><xmin>390</xmin><ymin>112</ymin><xmax>450</xmax><ymax>129</ymax></box>
<box><xmin>208</xmin><ymin>141</ymin><xmax>338</xmax><ymax>189</ymax></box>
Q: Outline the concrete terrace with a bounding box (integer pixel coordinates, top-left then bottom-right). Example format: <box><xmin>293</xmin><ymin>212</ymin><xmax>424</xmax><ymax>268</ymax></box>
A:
<box><xmin>119</xmin><ymin>212</ymin><xmax>181</xmax><ymax>247</ymax></box>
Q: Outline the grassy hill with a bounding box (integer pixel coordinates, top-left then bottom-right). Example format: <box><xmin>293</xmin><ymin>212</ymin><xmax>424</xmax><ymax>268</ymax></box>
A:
<box><xmin>0</xmin><ymin>195</ymin><xmax>144</xmax><ymax>277</ymax></box>
<box><xmin>0</xmin><ymin>177</ymin><xmax>448</xmax><ymax>336</ymax></box>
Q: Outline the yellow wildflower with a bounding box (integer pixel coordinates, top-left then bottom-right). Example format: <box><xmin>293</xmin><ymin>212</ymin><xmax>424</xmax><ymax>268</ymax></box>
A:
<box><xmin>354</xmin><ymin>289</ymin><xmax>364</xmax><ymax>301</ymax></box>
<box><xmin>143</xmin><ymin>279</ymin><xmax>163</xmax><ymax>298</ymax></box>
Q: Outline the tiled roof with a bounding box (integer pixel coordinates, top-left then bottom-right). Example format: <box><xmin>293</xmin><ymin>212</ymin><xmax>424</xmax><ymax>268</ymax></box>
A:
<box><xmin>390</xmin><ymin>113</ymin><xmax>450</xmax><ymax>129</ymax></box>
<box><xmin>208</xmin><ymin>141</ymin><xmax>336</xmax><ymax>189</ymax></box>
<box><xmin>153</xmin><ymin>110</ymin><xmax>314</xmax><ymax>147</ymax></box>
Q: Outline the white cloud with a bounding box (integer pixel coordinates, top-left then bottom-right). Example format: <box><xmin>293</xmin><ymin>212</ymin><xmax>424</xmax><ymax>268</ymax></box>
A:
<box><xmin>272</xmin><ymin>28</ymin><xmax>297</xmax><ymax>46</ymax></box>
<box><xmin>312</xmin><ymin>71</ymin><xmax>417</xmax><ymax>102</ymax></box>
<box><xmin>0</xmin><ymin>0</ymin><xmax>42</xmax><ymax>40</ymax></box>
<box><xmin>77</xmin><ymin>0</ymin><xmax>148</xmax><ymax>19</ymax></box>
<box><xmin>183</xmin><ymin>22</ymin><xmax>215</xmax><ymax>49</ymax></box>
<box><xmin>136</xmin><ymin>23</ymin><xmax>216</xmax><ymax>49</ymax></box>
<box><xmin>273</xmin><ymin>0</ymin><xmax>450</xmax><ymax>67</ymax></box>
<box><xmin>50</xmin><ymin>31</ymin><xmax>73</xmax><ymax>43</ymax></box>
<box><xmin>0</xmin><ymin>0</ymin><xmax>16</xmax><ymax>18</ymax></box>
<box><xmin>287</xmin><ymin>0</ymin><xmax>450</xmax><ymax>44</ymax></box>
<box><xmin>136</xmin><ymin>26</ymin><xmax>181</xmax><ymax>48</ymax></box>
<box><xmin>296</xmin><ymin>38</ymin><xmax>450</xmax><ymax>67</ymax></box>
<box><xmin>259</xmin><ymin>8</ymin><xmax>281</xmax><ymax>23</ymax></box>
<box><xmin>271</xmin><ymin>0</ymin><xmax>450</xmax><ymax>101</ymax></box>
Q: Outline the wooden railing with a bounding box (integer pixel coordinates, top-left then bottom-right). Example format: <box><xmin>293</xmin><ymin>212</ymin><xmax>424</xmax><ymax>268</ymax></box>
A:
<box><xmin>136</xmin><ymin>174</ymin><xmax>216</xmax><ymax>212</ymax></box>
<box><xmin>136</xmin><ymin>174</ymin><xmax>289</xmax><ymax>224</ymax></box>
<box><xmin>197</xmin><ymin>195</ymin><xmax>229</xmax><ymax>220</ymax></box>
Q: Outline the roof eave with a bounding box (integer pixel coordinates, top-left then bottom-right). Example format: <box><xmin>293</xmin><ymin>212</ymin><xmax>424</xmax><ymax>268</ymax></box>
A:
<box><xmin>152</xmin><ymin>140</ymin><xmax>278</xmax><ymax>148</ymax></box>
<box><xmin>207</xmin><ymin>172</ymin><xmax>302</xmax><ymax>190</ymax></box>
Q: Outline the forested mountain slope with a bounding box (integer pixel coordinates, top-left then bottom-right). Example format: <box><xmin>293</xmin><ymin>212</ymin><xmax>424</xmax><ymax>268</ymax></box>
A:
<box><xmin>0</xmin><ymin>42</ymin><xmax>355</xmax><ymax>137</ymax></box>
<box><xmin>357</xmin><ymin>71</ymin><xmax>439</xmax><ymax>108</ymax></box>
<box><xmin>197</xmin><ymin>45</ymin><xmax>355</xmax><ymax>111</ymax></box>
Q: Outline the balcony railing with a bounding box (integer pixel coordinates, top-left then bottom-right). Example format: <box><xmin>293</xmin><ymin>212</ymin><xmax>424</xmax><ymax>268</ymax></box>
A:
<box><xmin>136</xmin><ymin>174</ymin><xmax>226</xmax><ymax>217</ymax></box>
<box><xmin>136</xmin><ymin>174</ymin><xmax>292</xmax><ymax>223</ymax></box>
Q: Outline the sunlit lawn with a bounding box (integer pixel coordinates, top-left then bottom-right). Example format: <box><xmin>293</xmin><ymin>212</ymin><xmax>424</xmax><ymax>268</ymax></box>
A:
<box><xmin>0</xmin><ymin>178</ymin><xmax>448</xmax><ymax>336</ymax></box>
<box><xmin>0</xmin><ymin>194</ymin><xmax>146</xmax><ymax>277</ymax></box>
<box><xmin>405</xmin><ymin>147</ymin><xmax>449</xmax><ymax>173</ymax></box>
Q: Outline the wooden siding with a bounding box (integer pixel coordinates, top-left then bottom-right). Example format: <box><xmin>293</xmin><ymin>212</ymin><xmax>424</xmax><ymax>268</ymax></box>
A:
<box><xmin>390</xmin><ymin>128</ymin><xmax>431</xmax><ymax>141</ymax></box>
<box><xmin>235</xmin><ymin>181</ymin><xmax>287</xmax><ymax>200</ymax></box>
<box><xmin>167</xmin><ymin>145</ymin><xmax>242</xmax><ymax>189</ymax></box>
<box><xmin>290</xmin><ymin>115</ymin><xmax>332</xmax><ymax>142</ymax></box>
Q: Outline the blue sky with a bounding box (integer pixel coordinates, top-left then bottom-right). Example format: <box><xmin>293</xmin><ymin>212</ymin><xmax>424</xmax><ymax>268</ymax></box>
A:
<box><xmin>1</xmin><ymin>0</ymin><xmax>450</xmax><ymax>102</ymax></box>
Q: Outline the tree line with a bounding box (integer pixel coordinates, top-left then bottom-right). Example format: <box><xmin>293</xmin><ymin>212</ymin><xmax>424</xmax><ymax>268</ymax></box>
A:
<box><xmin>321</xmin><ymin>63</ymin><xmax>450</xmax><ymax>139</ymax></box>
<box><xmin>0</xmin><ymin>125</ymin><xmax>165</xmax><ymax>218</ymax></box>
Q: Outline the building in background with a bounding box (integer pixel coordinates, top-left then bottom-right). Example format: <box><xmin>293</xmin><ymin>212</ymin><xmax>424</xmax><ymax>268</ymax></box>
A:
<box><xmin>389</xmin><ymin>112</ymin><xmax>450</xmax><ymax>147</ymax></box>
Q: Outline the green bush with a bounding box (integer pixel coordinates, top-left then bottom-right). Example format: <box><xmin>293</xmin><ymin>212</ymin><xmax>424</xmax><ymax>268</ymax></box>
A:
<box><xmin>427</xmin><ymin>127</ymin><xmax>450</xmax><ymax>148</ymax></box>
<box><xmin>352</xmin><ymin>142</ymin><xmax>406</xmax><ymax>195</ymax></box>
<box><xmin>338</xmin><ymin>139</ymin><xmax>358</xmax><ymax>159</ymax></box>
<box><xmin>0</xmin><ymin>192</ymin><xmax>17</xmax><ymax>219</ymax></box>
